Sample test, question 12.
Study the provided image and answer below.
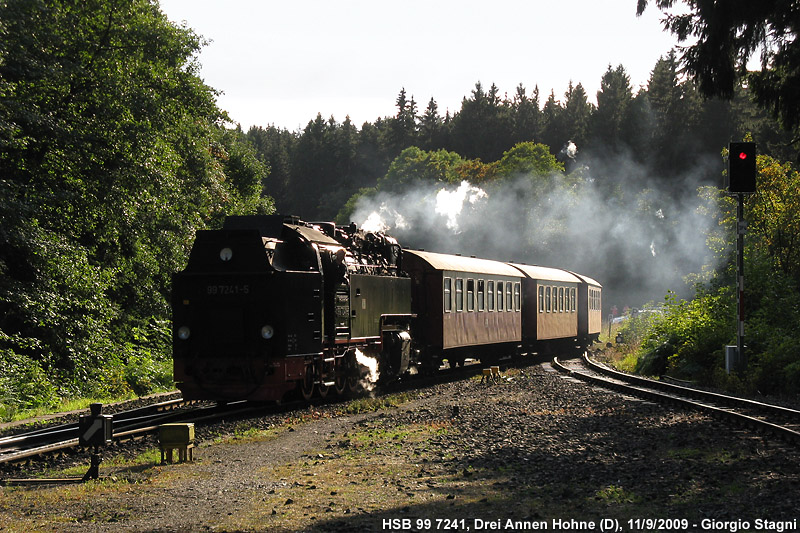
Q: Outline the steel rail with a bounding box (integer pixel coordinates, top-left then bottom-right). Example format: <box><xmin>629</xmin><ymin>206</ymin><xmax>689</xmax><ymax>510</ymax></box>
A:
<box><xmin>582</xmin><ymin>352</ymin><xmax>800</xmax><ymax>421</ymax></box>
<box><xmin>551</xmin><ymin>354</ymin><xmax>800</xmax><ymax>445</ymax></box>
<box><xmin>0</xmin><ymin>398</ymin><xmax>279</xmax><ymax>467</ymax></box>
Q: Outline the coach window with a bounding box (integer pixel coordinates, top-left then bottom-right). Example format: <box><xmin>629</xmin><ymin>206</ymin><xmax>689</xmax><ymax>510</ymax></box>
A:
<box><xmin>456</xmin><ymin>278</ymin><xmax>464</xmax><ymax>312</ymax></box>
<box><xmin>497</xmin><ymin>281</ymin><xmax>504</xmax><ymax>311</ymax></box>
<box><xmin>559</xmin><ymin>287</ymin><xmax>565</xmax><ymax>312</ymax></box>
<box><xmin>443</xmin><ymin>278</ymin><xmax>452</xmax><ymax>312</ymax></box>
<box><xmin>467</xmin><ymin>279</ymin><xmax>475</xmax><ymax>312</ymax></box>
<box><xmin>545</xmin><ymin>286</ymin><xmax>551</xmax><ymax>312</ymax></box>
<box><xmin>506</xmin><ymin>283</ymin><xmax>513</xmax><ymax>311</ymax></box>
<box><xmin>487</xmin><ymin>280</ymin><xmax>495</xmax><ymax>311</ymax></box>
<box><xmin>571</xmin><ymin>288</ymin><xmax>576</xmax><ymax>312</ymax></box>
<box><xmin>514</xmin><ymin>282</ymin><xmax>521</xmax><ymax>311</ymax></box>
<box><xmin>538</xmin><ymin>286</ymin><xmax>545</xmax><ymax>312</ymax></box>
<box><xmin>477</xmin><ymin>280</ymin><xmax>485</xmax><ymax>311</ymax></box>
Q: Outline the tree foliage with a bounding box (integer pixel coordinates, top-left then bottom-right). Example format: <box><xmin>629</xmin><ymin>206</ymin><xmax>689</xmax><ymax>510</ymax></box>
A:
<box><xmin>0</xmin><ymin>0</ymin><xmax>269</xmax><ymax>414</ymax></box>
<box><xmin>637</xmin><ymin>0</ymin><xmax>800</xmax><ymax>133</ymax></box>
<box><xmin>747</xmin><ymin>155</ymin><xmax>800</xmax><ymax>279</ymax></box>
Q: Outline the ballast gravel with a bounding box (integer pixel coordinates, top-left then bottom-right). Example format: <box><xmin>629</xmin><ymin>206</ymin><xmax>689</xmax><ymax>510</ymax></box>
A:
<box><xmin>1</xmin><ymin>363</ymin><xmax>798</xmax><ymax>532</ymax></box>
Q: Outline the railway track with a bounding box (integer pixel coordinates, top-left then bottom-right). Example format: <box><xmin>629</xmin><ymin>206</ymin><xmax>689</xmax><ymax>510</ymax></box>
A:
<box><xmin>551</xmin><ymin>352</ymin><xmax>800</xmax><ymax>445</ymax></box>
<box><xmin>0</xmin><ymin>397</ymin><xmax>249</xmax><ymax>468</ymax></box>
<box><xmin>0</xmin><ymin>355</ymin><xmax>498</xmax><ymax>477</ymax></box>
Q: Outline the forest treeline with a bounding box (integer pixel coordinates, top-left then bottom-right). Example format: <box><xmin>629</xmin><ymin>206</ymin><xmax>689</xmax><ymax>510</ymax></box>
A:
<box><xmin>249</xmin><ymin>56</ymin><xmax>794</xmax><ymax>223</ymax></box>
<box><xmin>1</xmin><ymin>0</ymin><xmax>798</xmax><ymax>415</ymax></box>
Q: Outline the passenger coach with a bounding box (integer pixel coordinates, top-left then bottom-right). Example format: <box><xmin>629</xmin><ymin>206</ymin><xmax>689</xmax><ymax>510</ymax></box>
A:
<box><xmin>402</xmin><ymin>250</ymin><xmax>524</xmax><ymax>367</ymax></box>
<box><xmin>570</xmin><ymin>271</ymin><xmax>602</xmax><ymax>346</ymax></box>
<box><xmin>510</xmin><ymin>263</ymin><xmax>581</xmax><ymax>354</ymax></box>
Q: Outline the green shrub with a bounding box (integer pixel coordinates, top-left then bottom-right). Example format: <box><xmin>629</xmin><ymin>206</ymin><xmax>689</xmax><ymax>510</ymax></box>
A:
<box><xmin>120</xmin><ymin>317</ymin><xmax>174</xmax><ymax>396</ymax></box>
<box><xmin>0</xmin><ymin>339</ymin><xmax>58</xmax><ymax>419</ymax></box>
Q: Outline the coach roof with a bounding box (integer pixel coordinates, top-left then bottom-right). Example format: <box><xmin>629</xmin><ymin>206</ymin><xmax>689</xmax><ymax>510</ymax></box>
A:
<box><xmin>403</xmin><ymin>249</ymin><xmax>523</xmax><ymax>277</ymax></box>
<box><xmin>509</xmin><ymin>263</ymin><xmax>581</xmax><ymax>284</ymax></box>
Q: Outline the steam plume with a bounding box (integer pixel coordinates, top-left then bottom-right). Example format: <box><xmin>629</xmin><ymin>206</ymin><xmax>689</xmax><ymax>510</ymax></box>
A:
<box><xmin>354</xmin><ymin>348</ymin><xmax>379</xmax><ymax>394</ymax></box>
<box><xmin>350</xmin><ymin>149</ymin><xmax>720</xmax><ymax>312</ymax></box>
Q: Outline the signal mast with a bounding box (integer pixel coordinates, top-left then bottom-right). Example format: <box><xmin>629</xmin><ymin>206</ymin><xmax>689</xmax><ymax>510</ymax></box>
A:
<box><xmin>725</xmin><ymin>142</ymin><xmax>756</xmax><ymax>372</ymax></box>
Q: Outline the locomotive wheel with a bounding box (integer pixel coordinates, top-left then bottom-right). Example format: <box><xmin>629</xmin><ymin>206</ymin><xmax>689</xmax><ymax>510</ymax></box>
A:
<box><xmin>301</xmin><ymin>367</ymin><xmax>315</xmax><ymax>401</ymax></box>
<box><xmin>334</xmin><ymin>373</ymin><xmax>348</xmax><ymax>396</ymax></box>
<box><xmin>346</xmin><ymin>375</ymin><xmax>360</xmax><ymax>394</ymax></box>
<box><xmin>337</xmin><ymin>350</ymin><xmax>361</xmax><ymax>396</ymax></box>
<box><xmin>333</xmin><ymin>371</ymin><xmax>359</xmax><ymax>396</ymax></box>
<box><xmin>318</xmin><ymin>382</ymin><xmax>330</xmax><ymax>399</ymax></box>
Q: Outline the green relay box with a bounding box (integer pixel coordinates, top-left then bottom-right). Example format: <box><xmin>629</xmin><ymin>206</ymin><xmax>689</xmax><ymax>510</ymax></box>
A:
<box><xmin>158</xmin><ymin>423</ymin><xmax>195</xmax><ymax>446</ymax></box>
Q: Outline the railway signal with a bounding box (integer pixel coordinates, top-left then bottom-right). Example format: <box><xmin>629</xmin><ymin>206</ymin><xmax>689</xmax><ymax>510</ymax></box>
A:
<box><xmin>727</xmin><ymin>142</ymin><xmax>756</xmax><ymax>193</ymax></box>
<box><xmin>78</xmin><ymin>404</ymin><xmax>113</xmax><ymax>448</ymax></box>
<box><xmin>726</xmin><ymin>142</ymin><xmax>757</xmax><ymax>374</ymax></box>
<box><xmin>78</xmin><ymin>403</ymin><xmax>113</xmax><ymax>480</ymax></box>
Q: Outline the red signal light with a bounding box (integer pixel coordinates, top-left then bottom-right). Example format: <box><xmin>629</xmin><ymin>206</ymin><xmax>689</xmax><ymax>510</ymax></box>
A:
<box><xmin>728</xmin><ymin>142</ymin><xmax>756</xmax><ymax>193</ymax></box>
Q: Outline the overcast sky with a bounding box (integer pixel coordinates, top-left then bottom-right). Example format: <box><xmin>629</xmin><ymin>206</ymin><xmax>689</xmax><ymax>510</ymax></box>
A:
<box><xmin>159</xmin><ymin>0</ymin><xmax>683</xmax><ymax>131</ymax></box>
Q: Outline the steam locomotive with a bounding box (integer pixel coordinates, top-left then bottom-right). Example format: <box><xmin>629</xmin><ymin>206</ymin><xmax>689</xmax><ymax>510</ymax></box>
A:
<box><xmin>172</xmin><ymin>215</ymin><xmax>601</xmax><ymax>402</ymax></box>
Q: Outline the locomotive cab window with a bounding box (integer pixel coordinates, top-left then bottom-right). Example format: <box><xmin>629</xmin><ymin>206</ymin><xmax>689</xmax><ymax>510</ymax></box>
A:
<box><xmin>456</xmin><ymin>278</ymin><xmax>464</xmax><ymax>312</ymax></box>
<box><xmin>477</xmin><ymin>279</ymin><xmax>485</xmax><ymax>311</ymax></box>
<box><xmin>487</xmin><ymin>280</ymin><xmax>495</xmax><ymax>311</ymax></box>
<box><xmin>443</xmin><ymin>277</ymin><xmax>452</xmax><ymax>312</ymax></box>
<box><xmin>467</xmin><ymin>279</ymin><xmax>475</xmax><ymax>312</ymax></box>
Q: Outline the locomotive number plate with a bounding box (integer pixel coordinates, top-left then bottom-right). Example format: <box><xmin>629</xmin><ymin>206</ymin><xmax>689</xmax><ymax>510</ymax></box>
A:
<box><xmin>206</xmin><ymin>284</ymin><xmax>250</xmax><ymax>295</ymax></box>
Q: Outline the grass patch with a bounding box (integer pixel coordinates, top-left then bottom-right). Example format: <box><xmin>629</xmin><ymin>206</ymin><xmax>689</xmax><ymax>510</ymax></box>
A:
<box><xmin>667</xmin><ymin>447</ymin><xmax>740</xmax><ymax>464</ymax></box>
<box><xmin>222</xmin><ymin>421</ymin><xmax>463</xmax><ymax>531</ymax></box>
<box><xmin>0</xmin><ymin>390</ymin><xmax>176</xmax><ymax>424</ymax></box>
<box><xmin>338</xmin><ymin>391</ymin><xmax>417</xmax><ymax>414</ymax></box>
<box><xmin>211</xmin><ymin>423</ymin><xmax>286</xmax><ymax>446</ymax></box>
<box><xmin>595</xmin><ymin>485</ymin><xmax>642</xmax><ymax>505</ymax></box>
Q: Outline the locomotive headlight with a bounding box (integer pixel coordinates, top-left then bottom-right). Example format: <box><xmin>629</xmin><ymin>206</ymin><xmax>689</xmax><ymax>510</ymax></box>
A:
<box><xmin>220</xmin><ymin>247</ymin><xmax>233</xmax><ymax>261</ymax></box>
<box><xmin>177</xmin><ymin>326</ymin><xmax>191</xmax><ymax>340</ymax></box>
<box><xmin>261</xmin><ymin>324</ymin><xmax>275</xmax><ymax>340</ymax></box>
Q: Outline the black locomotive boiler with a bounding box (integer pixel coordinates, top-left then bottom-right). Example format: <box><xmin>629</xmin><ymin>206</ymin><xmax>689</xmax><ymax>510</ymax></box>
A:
<box><xmin>172</xmin><ymin>215</ymin><xmax>601</xmax><ymax>402</ymax></box>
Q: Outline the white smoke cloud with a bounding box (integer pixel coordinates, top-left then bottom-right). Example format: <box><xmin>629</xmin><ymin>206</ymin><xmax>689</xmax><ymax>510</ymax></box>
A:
<box><xmin>561</xmin><ymin>141</ymin><xmax>577</xmax><ymax>159</ymax></box>
<box><xmin>349</xmin><ymin>151</ymin><xmax>721</xmax><ymax>311</ymax></box>
<box><xmin>361</xmin><ymin>203</ymin><xmax>408</xmax><ymax>233</ymax></box>
<box><xmin>435</xmin><ymin>181</ymin><xmax>488</xmax><ymax>231</ymax></box>
<box><xmin>352</xmin><ymin>180</ymin><xmax>489</xmax><ymax>246</ymax></box>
